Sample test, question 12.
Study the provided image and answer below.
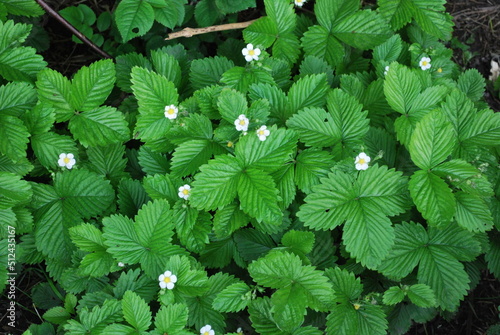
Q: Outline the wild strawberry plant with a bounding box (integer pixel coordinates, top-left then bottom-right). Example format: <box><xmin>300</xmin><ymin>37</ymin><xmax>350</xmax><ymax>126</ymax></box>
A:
<box><xmin>1</xmin><ymin>0</ymin><xmax>499</xmax><ymax>334</ymax></box>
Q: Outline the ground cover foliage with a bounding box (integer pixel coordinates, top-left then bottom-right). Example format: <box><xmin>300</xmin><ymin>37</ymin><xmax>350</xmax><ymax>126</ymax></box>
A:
<box><xmin>1</xmin><ymin>0</ymin><xmax>500</xmax><ymax>334</ymax></box>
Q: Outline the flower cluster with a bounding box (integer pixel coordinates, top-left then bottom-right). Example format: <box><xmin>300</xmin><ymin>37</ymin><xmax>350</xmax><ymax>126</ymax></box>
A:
<box><xmin>58</xmin><ymin>153</ymin><xmax>76</xmax><ymax>169</ymax></box>
<box><xmin>158</xmin><ymin>270</ymin><xmax>177</xmax><ymax>289</ymax></box>
<box><xmin>242</xmin><ymin>44</ymin><xmax>260</xmax><ymax>62</ymax></box>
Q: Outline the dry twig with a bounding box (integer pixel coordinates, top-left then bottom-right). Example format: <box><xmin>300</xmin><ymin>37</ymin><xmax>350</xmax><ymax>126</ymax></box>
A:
<box><xmin>165</xmin><ymin>19</ymin><xmax>258</xmax><ymax>40</ymax></box>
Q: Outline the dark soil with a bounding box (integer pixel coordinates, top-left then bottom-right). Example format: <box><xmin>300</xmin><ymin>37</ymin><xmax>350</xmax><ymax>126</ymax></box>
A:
<box><xmin>1</xmin><ymin>0</ymin><xmax>499</xmax><ymax>334</ymax></box>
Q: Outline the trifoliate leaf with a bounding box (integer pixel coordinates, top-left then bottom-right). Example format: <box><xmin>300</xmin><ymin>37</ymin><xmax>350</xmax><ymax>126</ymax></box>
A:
<box><xmin>87</xmin><ymin>143</ymin><xmax>129</xmax><ymax>185</ymax></box>
<box><xmin>326</xmin><ymin>303</ymin><xmax>388</xmax><ymax>335</ymax></box>
<box><xmin>0</xmin><ymin>81</ymin><xmax>37</xmax><ymax>117</ymax></box>
<box><xmin>36</xmin><ymin>68</ymin><xmax>73</xmax><ymax>122</ymax></box>
<box><xmin>272</xmin><ymin>33</ymin><xmax>300</xmax><ymax>65</ymax></box>
<box><xmin>315</xmin><ymin>0</ymin><xmax>358</xmax><ymax>31</ymax></box>
<box><xmin>69</xmin><ymin>223</ymin><xmax>105</xmax><ymax>252</ymax></box>
<box><xmin>33</xmin><ymin>170</ymin><xmax>114</xmax><ymax>264</ymax></box>
<box><xmin>286</xmin><ymin>107</ymin><xmax>341</xmax><ymax>148</ymax></box>
<box><xmin>122</xmin><ymin>291</ymin><xmax>151</xmax><ymax>331</ymax></box>
<box><xmin>409</xmin><ymin>170</ymin><xmax>455</xmax><ymax>227</ymax></box>
<box><xmin>190</xmin><ymin>155</ymin><xmax>242</xmax><ymax>211</ymax></box>
<box><xmin>0</xmin><ymin>46</ymin><xmax>46</xmax><ymax>83</ymax></box>
<box><xmin>302</xmin><ymin>25</ymin><xmax>345</xmax><ymax>68</ymax></box>
<box><xmin>332</xmin><ymin>10</ymin><xmax>392</xmax><ymax>50</ymax></box>
<box><xmin>69</xmin><ymin>106</ymin><xmax>130</xmax><ymax>147</ymax></box>
<box><xmin>221</xmin><ymin>66</ymin><xmax>276</xmax><ymax>93</ymax></box>
<box><xmin>287</xmin><ymin>74</ymin><xmax>329</xmax><ymax>114</ymax></box>
<box><xmin>0</xmin><ymin>114</ymin><xmax>29</xmax><ymax>162</ymax></box>
<box><xmin>212</xmin><ymin>282</ymin><xmax>251</xmax><ymax>312</ymax></box>
<box><xmin>115</xmin><ymin>0</ymin><xmax>154</xmax><ymax>42</ymax></box>
<box><xmin>189</xmin><ymin>56</ymin><xmax>234</xmax><ymax>90</ymax></box>
<box><xmin>409</xmin><ymin>110</ymin><xmax>456</xmax><ymax>170</ymax></box>
<box><xmin>171</xmin><ymin>140</ymin><xmax>215</xmax><ymax>178</ymax></box>
<box><xmin>264</xmin><ymin>0</ymin><xmax>295</xmax><ymax>33</ymax></box>
<box><xmin>248</xmin><ymin>83</ymin><xmax>289</xmax><ymax>123</ymax></box>
<box><xmin>131</xmin><ymin>66</ymin><xmax>178</xmax><ymax>114</ymax></box>
<box><xmin>244</xmin><ymin>16</ymin><xmax>278</xmax><ymax>48</ymax></box>
<box><xmin>71</xmin><ymin>59</ymin><xmax>116</xmax><ymax>111</ymax></box>
<box><xmin>0</xmin><ymin>171</ymin><xmax>31</xmax><ymax>209</ymax></box>
<box><xmin>63</xmin><ymin>299</ymin><xmax>123</xmax><ymax>333</ymax></box>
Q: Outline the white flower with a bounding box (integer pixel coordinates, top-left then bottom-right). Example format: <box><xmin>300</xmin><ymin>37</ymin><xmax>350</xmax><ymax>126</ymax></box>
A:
<box><xmin>384</xmin><ymin>65</ymin><xmax>389</xmax><ymax>76</ymax></box>
<box><xmin>234</xmin><ymin>114</ymin><xmax>249</xmax><ymax>131</ymax></box>
<box><xmin>355</xmin><ymin>152</ymin><xmax>371</xmax><ymax>170</ymax></box>
<box><xmin>236</xmin><ymin>327</ymin><xmax>243</xmax><ymax>335</ymax></box>
<box><xmin>256</xmin><ymin>125</ymin><xmax>270</xmax><ymax>141</ymax></box>
<box><xmin>158</xmin><ymin>270</ymin><xmax>177</xmax><ymax>289</ymax></box>
<box><xmin>178</xmin><ymin>184</ymin><xmax>191</xmax><ymax>200</ymax></box>
<box><xmin>294</xmin><ymin>0</ymin><xmax>306</xmax><ymax>6</ymax></box>
<box><xmin>58</xmin><ymin>153</ymin><xmax>76</xmax><ymax>169</ymax></box>
<box><xmin>200</xmin><ymin>325</ymin><xmax>215</xmax><ymax>335</ymax></box>
<box><xmin>164</xmin><ymin>104</ymin><xmax>178</xmax><ymax>119</ymax></box>
<box><xmin>419</xmin><ymin>57</ymin><xmax>431</xmax><ymax>71</ymax></box>
<box><xmin>242</xmin><ymin>44</ymin><xmax>261</xmax><ymax>62</ymax></box>
<box><xmin>118</xmin><ymin>262</ymin><xmax>125</xmax><ymax>267</ymax></box>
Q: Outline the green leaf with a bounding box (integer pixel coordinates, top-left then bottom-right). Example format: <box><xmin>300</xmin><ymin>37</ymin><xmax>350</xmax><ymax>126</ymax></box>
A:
<box><xmin>383</xmin><ymin>286</ymin><xmax>405</xmax><ymax>305</ymax></box>
<box><xmin>117</xmin><ymin>179</ymin><xmax>150</xmax><ymax>217</ymax></box>
<box><xmin>64</xmin><ymin>299</ymin><xmax>122</xmax><ymax>333</ymax></box>
<box><xmin>315</xmin><ymin>0</ymin><xmax>358</xmax><ymax>31</ymax></box>
<box><xmin>248</xmin><ymin>83</ymin><xmax>289</xmax><ymax>123</ymax></box>
<box><xmin>217</xmin><ymin>88</ymin><xmax>247</xmax><ymax>124</ymax></box>
<box><xmin>31</xmin><ymin>132</ymin><xmax>77</xmax><ymax>169</ymax></box>
<box><xmin>412</xmin><ymin>0</ymin><xmax>453</xmax><ymax>40</ymax></box>
<box><xmin>409</xmin><ymin>170</ymin><xmax>455</xmax><ymax>227</ymax></box>
<box><xmin>33</xmin><ymin>170</ymin><xmax>114</xmax><ymax>263</ymax></box>
<box><xmin>243</xmin><ymin>17</ymin><xmax>277</xmax><ymax>48</ymax></box>
<box><xmin>71</xmin><ymin>59</ymin><xmax>116</xmax><ymax>111</ymax></box>
<box><xmin>457</xmin><ymin>68</ymin><xmax>485</xmax><ymax>102</ymax></box>
<box><xmin>212</xmin><ymin>282</ymin><xmax>251</xmax><ymax>312</ymax></box>
<box><xmin>36</xmin><ymin>68</ymin><xmax>73</xmax><ymax>122</ymax></box>
<box><xmin>116</xmin><ymin>53</ymin><xmax>152</xmax><ymax>93</ymax></box>
<box><xmin>137</xmin><ymin>146</ymin><xmax>169</xmax><ymax>175</ymax></box>
<box><xmin>194</xmin><ymin>0</ymin><xmax>223</xmax><ymax>27</ymax></box>
<box><xmin>233</xmin><ymin>228</ymin><xmax>275</xmax><ymax>262</ymax></box>
<box><xmin>153</xmin><ymin>0</ymin><xmax>185</xmax><ymax>29</ymax></box>
<box><xmin>122</xmin><ymin>291</ymin><xmax>151</xmax><ymax>331</ymax></box>
<box><xmin>287</xmin><ymin>74</ymin><xmax>329</xmax><ymax>114</ymax></box>
<box><xmin>43</xmin><ymin>306</ymin><xmax>71</xmax><ymax>325</ymax></box>
<box><xmin>190</xmin><ymin>155</ymin><xmax>242</xmax><ymax>210</ymax></box>
<box><xmin>0</xmin><ymin>171</ymin><xmax>32</xmax><ymax>209</ymax></box>
<box><xmin>69</xmin><ymin>223</ymin><xmax>105</xmax><ymax>252</ymax></box>
<box><xmin>0</xmin><ymin>154</ymin><xmax>33</xmax><ymax>176</ymax></box>
<box><xmin>264</xmin><ymin>0</ymin><xmax>295</xmax><ymax>33</ymax></box>
<box><xmin>216</xmin><ymin>0</ymin><xmax>255</xmax><ymax>14</ymax></box>
<box><xmin>0</xmin><ymin>46</ymin><xmax>46</xmax><ymax>83</ymax></box>
<box><xmin>462</xmin><ymin>109</ymin><xmax>500</xmax><ymax>146</ymax></box>
<box><xmin>142</xmin><ymin>174</ymin><xmax>179</xmax><ymax>205</ymax></box>
<box><xmin>248</xmin><ymin>297</ymin><xmax>282</xmax><ymax>335</ymax></box>
<box><xmin>235</xmin><ymin>126</ymin><xmax>297</xmax><ymax>174</ymax></box>
<box><xmin>171</xmin><ymin>140</ymin><xmax>214</xmax><ymax>177</ymax></box>
<box><xmin>213</xmin><ymin>202</ymin><xmax>248</xmax><ymax>239</ymax></box>
<box><xmin>0</xmin><ymin>0</ymin><xmax>43</xmax><ymax>16</ymax></box>
<box><xmin>485</xmin><ymin>238</ymin><xmax>500</xmax><ymax>279</ymax></box>
<box><xmin>454</xmin><ymin>192</ymin><xmax>493</xmax><ymax>232</ymax></box>
<box><xmin>221</xmin><ymin>66</ymin><xmax>275</xmax><ymax>93</ymax></box>
<box><xmin>150</xmin><ymin>50</ymin><xmax>181</xmax><ymax>88</ymax></box>
<box><xmin>238</xmin><ymin>167</ymin><xmax>283</xmax><ymax>227</ymax></box>
<box><xmin>87</xmin><ymin>143</ymin><xmax>129</xmax><ymax>185</ymax></box>
<box><xmin>0</xmin><ymin>115</ymin><xmax>29</xmax><ymax>162</ymax></box>
<box><xmin>407</xmin><ymin>284</ymin><xmax>436</xmax><ymax>308</ymax></box>
<box><xmin>409</xmin><ymin>110</ymin><xmax>456</xmax><ymax>170</ymax></box>
<box><xmin>131</xmin><ymin>66</ymin><xmax>179</xmax><ymax>114</ymax></box>
<box><xmin>373</xmin><ymin>34</ymin><xmax>403</xmax><ymax>64</ymax></box>
<box><xmin>378</xmin><ymin>0</ymin><xmax>415</xmax><ymax>30</ymax></box>
<box><xmin>272</xmin><ymin>33</ymin><xmax>300</xmax><ymax>65</ymax></box>
<box><xmin>115</xmin><ymin>0</ymin><xmax>154</xmax><ymax>42</ymax></box>
<box><xmin>0</xmin><ymin>20</ymin><xmax>32</xmax><ymax>53</ymax></box>
<box><xmin>189</xmin><ymin>56</ymin><xmax>234</xmax><ymax>90</ymax></box>
<box><xmin>295</xmin><ymin>148</ymin><xmax>333</xmax><ymax>194</ymax></box>
<box><xmin>286</xmin><ymin>107</ymin><xmax>341</xmax><ymax>147</ymax></box>
<box><xmin>281</xmin><ymin>230</ymin><xmax>315</xmax><ymax>255</ymax></box>
<box><xmin>174</xmin><ymin>203</ymin><xmax>210</xmax><ymax>253</ymax></box>
<box><xmin>0</xmin><ymin>81</ymin><xmax>37</xmax><ymax>117</ymax></box>
<box><xmin>326</xmin><ymin>303</ymin><xmax>388</xmax><ymax>335</ymax></box>
<box><xmin>302</xmin><ymin>25</ymin><xmax>345</xmax><ymax>68</ymax></box>
<box><xmin>271</xmin><ymin>285</ymin><xmax>307</xmax><ymax>331</ymax></box>
<box><xmin>69</xmin><ymin>106</ymin><xmax>129</xmax><ymax>147</ymax></box>
<box><xmin>332</xmin><ymin>10</ymin><xmax>392</xmax><ymax>50</ymax></box>
<box><xmin>154</xmin><ymin>303</ymin><xmax>189</xmax><ymax>334</ymax></box>
<box><xmin>22</xmin><ymin>103</ymin><xmax>55</xmax><ymax>135</ymax></box>
<box><xmin>384</xmin><ymin>63</ymin><xmax>421</xmax><ymax>115</ymax></box>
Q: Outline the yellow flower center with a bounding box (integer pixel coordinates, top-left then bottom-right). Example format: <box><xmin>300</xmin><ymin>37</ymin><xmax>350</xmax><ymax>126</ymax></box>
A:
<box><xmin>182</xmin><ymin>189</ymin><xmax>189</xmax><ymax>195</ymax></box>
<box><xmin>248</xmin><ymin>49</ymin><xmax>255</xmax><ymax>56</ymax></box>
<box><xmin>239</xmin><ymin>120</ymin><xmax>246</xmax><ymax>125</ymax></box>
<box><xmin>227</xmin><ymin>141</ymin><xmax>233</xmax><ymax>147</ymax></box>
<box><xmin>358</xmin><ymin>158</ymin><xmax>366</xmax><ymax>165</ymax></box>
<box><xmin>167</xmin><ymin>108</ymin><xmax>175</xmax><ymax>115</ymax></box>
<box><xmin>353</xmin><ymin>303</ymin><xmax>361</xmax><ymax>310</ymax></box>
<box><xmin>422</xmin><ymin>61</ymin><xmax>428</xmax><ymax>66</ymax></box>
<box><xmin>163</xmin><ymin>277</ymin><xmax>171</xmax><ymax>283</ymax></box>
<box><xmin>437</xmin><ymin>68</ymin><xmax>443</xmax><ymax>73</ymax></box>
<box><xmin>258</xmin><ymin>130</ymin><xmax>265</xmax><ymax>135</ymax></box>
<box><xmin>63</xmin><ymin>157</ymin><xmax>70</xmax><ymax>164</ymax></box>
